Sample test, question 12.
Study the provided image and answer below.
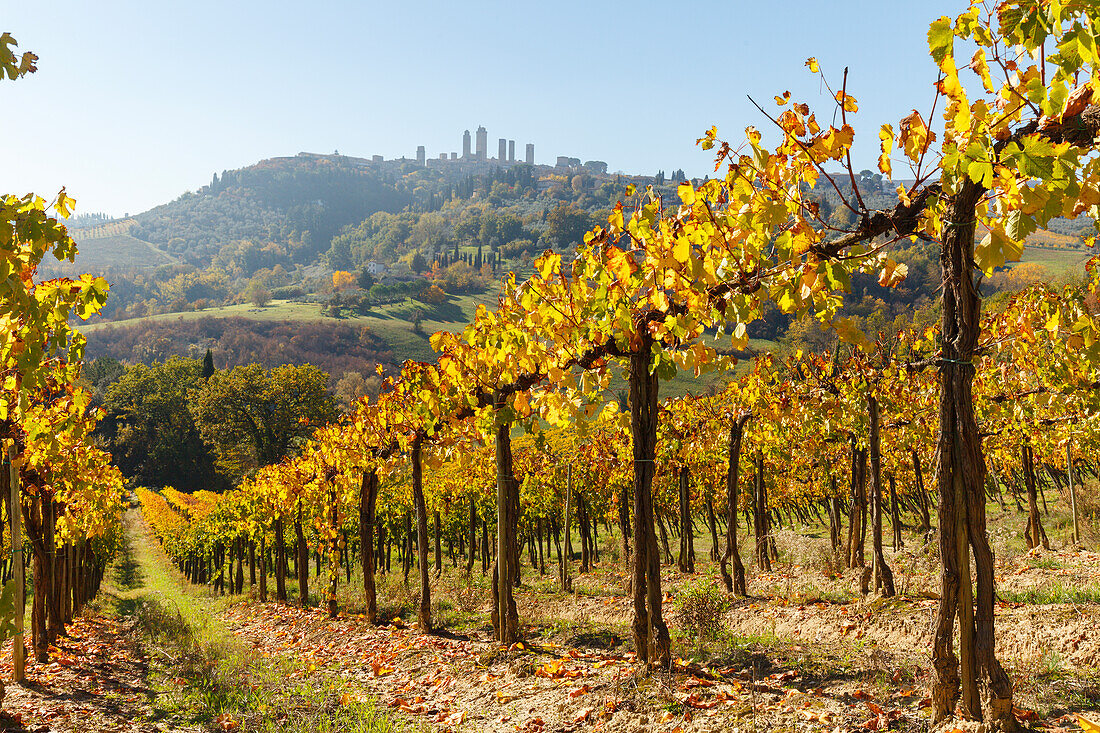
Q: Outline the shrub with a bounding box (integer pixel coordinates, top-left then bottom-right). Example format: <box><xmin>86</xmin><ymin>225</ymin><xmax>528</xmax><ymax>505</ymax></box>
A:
<box><xmin>672</xmin><ymin>579</ymin><xmax>730</xmax><ymax>640</ymax></box>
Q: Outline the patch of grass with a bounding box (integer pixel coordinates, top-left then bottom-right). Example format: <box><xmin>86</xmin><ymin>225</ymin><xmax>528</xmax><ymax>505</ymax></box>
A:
<box><xmin>792</xmin><ymin>587</ymin><xmax>858</xmax><ymax>605</ymax></box>
<box><xmin>102</xmin><ymin>510</ymin><xmax>401</xmax><ymax>732</ymax></box>
<box><xmin>1026</xmin><ymin>555</ymin><xmax>1065</xmax><ymax>570</ymax></box>
<box><xmin>82</xmin><ymin>290</ymin><xmax>503</xmax><ymax>364</ymax></box>
<box><xmin>998</xmin><ymin>582</ymin><xmax>1100</xmax><ymax>604</ymax></box>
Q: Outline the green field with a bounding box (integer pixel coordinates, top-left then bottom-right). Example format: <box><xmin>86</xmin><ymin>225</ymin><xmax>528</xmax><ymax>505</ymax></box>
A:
<box><xmin>1019</xmin><ymin>243</ymin><xmax>1093</xmax><ymax>276</ymax></box>
<box><xmin>84</xmin><ymin>288</ymin><xmax>775</xmax><ymax>398</ymax></box>
<box><xmin>84</xmin><ymin>290</ymin><xmax>503</xmax><ymax>363</ymax></box>
<box><xmin>65</xmin><ymin>231</ymin><xmax>177</xmax><ymax>271</ymax></box>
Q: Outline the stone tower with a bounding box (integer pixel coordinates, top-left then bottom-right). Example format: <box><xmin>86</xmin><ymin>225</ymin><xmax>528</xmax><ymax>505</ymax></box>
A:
<box><xmin>416</xmin><ymin>145</ymin><xmax>425</xmax><ymax>166</ymax></box>
<box><xmin>508</xmin><ymin>140</ymin><xmax>515</xmax><ymax>162</ymax></box>
<box><xmin>498</xmin><ymin>138</ymin><xmax>507</xmax><ymax>162</ymax></box>
<box><xmin>525</xmin><ymin>143</ymin><xmax>534</xmax><ymax>165</ymax></box>
<box><xmin>476</xmin><ymin>126</ymin><xmax>487</xmax><ymax>160</ymax></box>
<box><xmin>462</xmin><ymin>130</ymin><xmax>471</xmax><ymax>159</ymax></box>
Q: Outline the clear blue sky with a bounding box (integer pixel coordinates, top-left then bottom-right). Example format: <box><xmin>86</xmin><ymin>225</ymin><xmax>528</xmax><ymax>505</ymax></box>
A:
<box><xmin>2</xmin><ymin>1</ymin><xmax>961</xmax><ymax>217</ymax></box>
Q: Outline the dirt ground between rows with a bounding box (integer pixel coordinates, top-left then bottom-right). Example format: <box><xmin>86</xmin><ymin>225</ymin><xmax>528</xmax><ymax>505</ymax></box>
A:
<box><xmin>0</xmin><ymin>615</ymin><xmax>169</xmax><ymax>733</ymax></box>
<box><xmin>217</xmin><ymin>539</ymin><xmax>1100</xmax><ymax>733</ymax></box>
<box><xmin>0</xmin><ymin>507</ymin><xmax>1096</xmax><ymax>733</ymax></box>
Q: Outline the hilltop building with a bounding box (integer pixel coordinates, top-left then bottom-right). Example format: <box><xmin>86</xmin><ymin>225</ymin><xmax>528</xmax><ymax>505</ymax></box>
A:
<box><xmin>526</xmin><ymin>144</ymin><xmax>535</xmax><ymax>164</ymax></box>
<box><xmin>462</xmin><ymin>130</ymin><xmax>471</xmax><ymax>159</ymax></box>
<box><xmin>498</xmin><ymin>138</ymin><xmax>507</xmax><ymax>161</ymax></box>
<box><xmin>508</xmin><ymin>140</ymin><xmax>515</xmax><ymax>162</ymax></box>
<box><xmin>416</xmin><ymin>146</ymin><xmax>425</xmax><ymax>166</ymax></box>
<box><xmin>475</xmin><ymin>126</ymin><xmax>487</xmax><ymax>160</ymax></box>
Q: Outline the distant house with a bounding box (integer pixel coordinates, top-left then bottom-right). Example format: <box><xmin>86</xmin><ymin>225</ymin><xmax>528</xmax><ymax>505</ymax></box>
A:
<box><xmin>366</xmin><ymin>261</ymin><xmax>388</xmax><ymax>276</ymax></box>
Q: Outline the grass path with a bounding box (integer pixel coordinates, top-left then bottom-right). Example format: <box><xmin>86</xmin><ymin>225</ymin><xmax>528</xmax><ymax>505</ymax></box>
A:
<box><xmin>0</xmin><ymin>511</ymin><xmax>171</xmax><ymax>732</ymax></box>
<box><xmin>89</xmin><ymin>509</ymin><xmax>400</xmax><ymax>732</ymax></box>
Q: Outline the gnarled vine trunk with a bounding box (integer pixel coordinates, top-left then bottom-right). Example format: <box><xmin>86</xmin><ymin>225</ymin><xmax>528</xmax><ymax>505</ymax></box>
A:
<box><xmin>629</xmin><ymin>342</ymin><xmax>670</xmax><ymax>668</ymax></box>
<box><xmin>752</xmin><ymin>450</ymin><xmax>771</xmax><ymax>572</ymax></box>
<box><xmin>720</xmin><ymin>412</ymin><xmax>751</xmax><ymax>595</ymax></box>
<box><xmin>295</xmin><ymin>505</ymin><xmax>308</xmax><ymax>606</ymax></box>
<box><xmin>931</xmin><ymin>179</ymin><xmax>1016</xmax><ymax>731</ymax></box>
<box><xmin>847</xmin><ymin>442</ymin><xmax>867</xmax><ymax>570</ymax></box>
<box><xmin>1022</xmin><ymin>444</ymin><xmax>1049</xmax><ymax>550</ymax></box>
<box><xmin>274</xmin><ymin>517</ymin><xmax>287</xmax><ymax>602</ymax></box>
<box><xmin>868</xmin><ymin>395</ymin><xmax>894</xmax><ymax>597</ymax></box>
<box><xmin>912</xmin><ymin>450</ymin><xmax>931</xmax><ymax>533</ymax></box>
<box><xmin>410</xmin><ymin>436</ymin><xmax>432</xmax><ymax>633</ymax></box>
<box><xmin>492</xmin><ymin>402</ymin><xmax>520</xmax><ymax>644</ymax></box>
<box><xmin>359</xmin><ymin>468</ymin><xmax>379</xmax><ymax>623</ymax></box>
<box><xmin>327</xmin><ymin>485</ymin><xmax>340</xmax><ymax>619</ymax></box>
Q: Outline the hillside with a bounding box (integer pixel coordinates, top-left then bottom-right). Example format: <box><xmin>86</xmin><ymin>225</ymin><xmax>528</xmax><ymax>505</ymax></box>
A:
<box><xmin>84</xmin><ymin>314</ymin><xmax>394</xmax><ymax>385</ymax></box>
<box><xmin>68</xmin><ymin>230</ymin><xmax>176</xmax><ymax>270</ymax></box>
<box><xmin>123</xmin><ymin>152</ymin><xmax>652</xmax><ymax>271</ymax></box>
<box><xmin>73</xmin><ymin>150</ymin><xmax>1097</xmax><ymax>386</ymax></box>
<box><xmin>82</xmin><ymin>290</ymin><xmax>498</xmax><ymax>367</ymax></box>
<box><xmin>130</xmin><ymin>153</ymin><xmax>417</xmax><ymax>266</ymax></box>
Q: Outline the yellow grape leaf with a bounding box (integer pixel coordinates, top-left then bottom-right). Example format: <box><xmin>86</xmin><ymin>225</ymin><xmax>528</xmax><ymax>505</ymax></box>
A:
<box><xmin>878</xmin><ymin>260</ymin><xmax>908</xmax><ymax>288</ymax></box>
<box><xmin>835</xmin><ymin>90</ymin><xmax>858</xmax><ymax>113</ymax></box>
<box><xmin>899</xmin><ymin>110</ymin><xmax>935</xmax><ymax>162</ymax></box>
<box><xmin>1078</xmin><ymin>714</ymin><xmax>1100</xmax><ymax>733</ymax></box>
<box><xmin>805</xmin><ymin>57</ymin><xmax>819</xmax><ymax>73</ymax></box>
<box><xmin>971</xmin><ymin>48</ymin><xmax>993</xmax><ymax>92</ymax></box>
<box><xmin>537</xmin><ymin>659</ymin><xmax>564</xmax><ymax>677</ymax></box>
<box><xmin>878</xmin><ymin>124</ymin><xmax>894</xmax><ymax>177</ymax></box>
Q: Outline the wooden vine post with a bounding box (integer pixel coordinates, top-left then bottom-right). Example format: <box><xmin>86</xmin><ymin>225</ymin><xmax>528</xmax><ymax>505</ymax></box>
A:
<box><xmin>560</xmin><ymin>463</ymin><xmax>572</xmax><ymax>593</ymax></box>
<box><xmin>1067</xmin><ymin>443</ymin><xmax>1080</xmax><ymax>547</ymax></box>
<box><xmin>7</xmin><ymin>443</ymin><xmax>24</xmax><ymax>684</ymax></box>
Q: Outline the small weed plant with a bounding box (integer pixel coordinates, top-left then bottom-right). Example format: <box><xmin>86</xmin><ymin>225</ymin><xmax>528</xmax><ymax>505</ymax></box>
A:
<box><xmin>673</xmin><ymin>578</ymin><xmax>731</xmax><ymax>641</ymax></box>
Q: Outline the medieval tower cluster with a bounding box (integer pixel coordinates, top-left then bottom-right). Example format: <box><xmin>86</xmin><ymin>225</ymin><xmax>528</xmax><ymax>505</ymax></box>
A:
<box><xmin>417</xmin><ymin>126</ymin><xmax>534</xmax><ymax>166</ymax></box>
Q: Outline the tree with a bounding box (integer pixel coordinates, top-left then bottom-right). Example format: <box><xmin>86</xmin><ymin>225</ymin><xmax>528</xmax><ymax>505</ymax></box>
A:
<box><xmin>244</xmin><ymin>279</ymin><xmax>272</xmax><ymax>307</ymax></box>
<box><xmin>334</xmin><ymin>371</ymin><xmax>380</xmax><ymax>411</ymax></box>
<box><xmin>202</xmin><ymin>349</ymin><xmax>215</xmax><ymax>380</ymax></box>
<box><xmin>190</xmin><ymin>364</ymin><xmax>338</xmax><ymax>481</ymax></box>
<box><xmin>417</xmin><ymin>283</ymin><xmax>447</xmax><ymax>305</ymax></box>
<box><xmin>332</xmin><ymin>270</ymin><xmax>356</xmax><ymax>291</ymax></box>
<box><xmin>409</xmin><ymin>251</ymin><xmax>427</xmax><ymax>274</ymax></box>
<box><xmin>544</xmin><ymin>204</ymin><xmax>594</xmax><ymax>249</ymax></box>
<box><xmin>99</xmin><ymin>357</ymin><xmax>223</xmax><ymax>492</ymax></box>
<box><xmin>83</xmin><ymin>357</ymin><xmax>125</xmax><ymax>393</ymax></box>
<box><xmin>898</xmin><ymin>7</ymin><xmax>1100</xmax><ymax>728</ymax></box>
